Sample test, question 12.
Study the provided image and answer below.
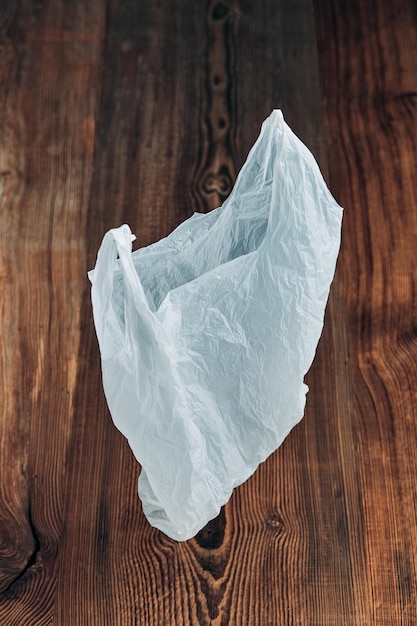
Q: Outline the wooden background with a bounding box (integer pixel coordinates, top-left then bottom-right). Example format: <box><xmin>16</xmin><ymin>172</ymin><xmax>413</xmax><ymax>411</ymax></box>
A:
<box><xmin>1</xmin><ymin>0</ymin><xmax>417</xmax><ymax>623</ymax></box>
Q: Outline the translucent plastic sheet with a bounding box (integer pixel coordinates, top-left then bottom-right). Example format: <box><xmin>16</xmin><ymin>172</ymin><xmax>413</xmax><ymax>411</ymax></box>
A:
<box><xmin>89</xmin><ymin>110</ymin><xmax>343</xmax><ymax>540</ymax></box>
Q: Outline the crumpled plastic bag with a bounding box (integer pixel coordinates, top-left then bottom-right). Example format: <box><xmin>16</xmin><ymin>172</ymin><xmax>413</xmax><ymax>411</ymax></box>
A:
<box><xmin>88</xmin><ymin>110</ymin><xmax>343</xmax><ymax>541</ymax></box>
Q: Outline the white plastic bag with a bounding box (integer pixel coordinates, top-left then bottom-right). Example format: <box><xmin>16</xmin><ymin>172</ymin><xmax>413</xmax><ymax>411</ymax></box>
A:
<box><xmin>89</xmin><ymin>110</ymin><xmax>343</xmax><ymax>541</ymax></box>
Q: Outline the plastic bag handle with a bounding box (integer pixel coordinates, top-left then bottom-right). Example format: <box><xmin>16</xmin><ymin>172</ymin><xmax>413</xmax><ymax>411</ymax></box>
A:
<box><xmin>110</xmin><ymin>226</ymin><xmax>185</xmax><ymax>403</ymax></box>
<box><xmin>89</xmin><ymin>224</ymin><xmax>162</xmax><ymax>360</ymax></box>
<box><xmin>89</xmin><ymin>227</ymin><xmax>125</xmax><ymax>359</ymax></box>
<box><xmin>111</xmin><ymin>225</ymin><xmax>180</xmax><ymax>364</ymax></box>
<box><xmin>110</xmin><ymin>224</ymin><xmax>168</xmax><ymax>332</ymax></box>
<box><xmin>110</xmin><ymin>225</ymin><xmax>151</xmax><ymax>310</ymax></box>
<box><xmin>259</xmin><ymin>111</ymin><xmax>341</xmax><ymax>258</ymax></box>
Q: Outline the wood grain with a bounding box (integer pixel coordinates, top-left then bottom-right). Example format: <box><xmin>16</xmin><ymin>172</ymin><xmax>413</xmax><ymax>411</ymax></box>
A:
<box><xmin>0</xmin><ymin>0</ymin><xmax>416</xmax><ymax>624</ymax></box>
<box><xmin>315</xmin><ymin>0</ymin><xmax>417</xmax><ymax>623</ymax></box>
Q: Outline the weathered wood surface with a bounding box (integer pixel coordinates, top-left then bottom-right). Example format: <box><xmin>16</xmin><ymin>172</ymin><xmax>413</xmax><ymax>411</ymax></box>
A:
<box><xmin>0</xmin><ymin>0</ymin><xmax>416</xmax><ymax>623</ymax></box>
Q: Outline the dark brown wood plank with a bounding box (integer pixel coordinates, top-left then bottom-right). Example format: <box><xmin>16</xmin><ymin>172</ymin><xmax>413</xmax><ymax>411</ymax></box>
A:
<box><xmin>315</xmin><ymin>0</ymin><xmax>417</xmax><ymax>623</ymax></box>
<box><xmin>0</xmin><ymin>0</ymin><xmax>105</xmax><ymax>623</ymax></box>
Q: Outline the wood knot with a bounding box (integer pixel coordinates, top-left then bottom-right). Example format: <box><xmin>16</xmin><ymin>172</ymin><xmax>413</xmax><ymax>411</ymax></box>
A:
<box><xmin>202</xmin><ymin>166</ymin><xmax>233</xmax><ymax>196</ymax></box>
<box><xmin>212</xmin><ymin>3</ymin><xmax>229</xmax><ymax>21</ymax></box>
<box><xmin>194</xmin><ymin>507</ymin><xmax>226</xmax><ymax>550</ymax></box>
<box><xmin>266</xmin><ymin>512</ymin><xmax>285</xmax><ymax>533</ymax></box>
